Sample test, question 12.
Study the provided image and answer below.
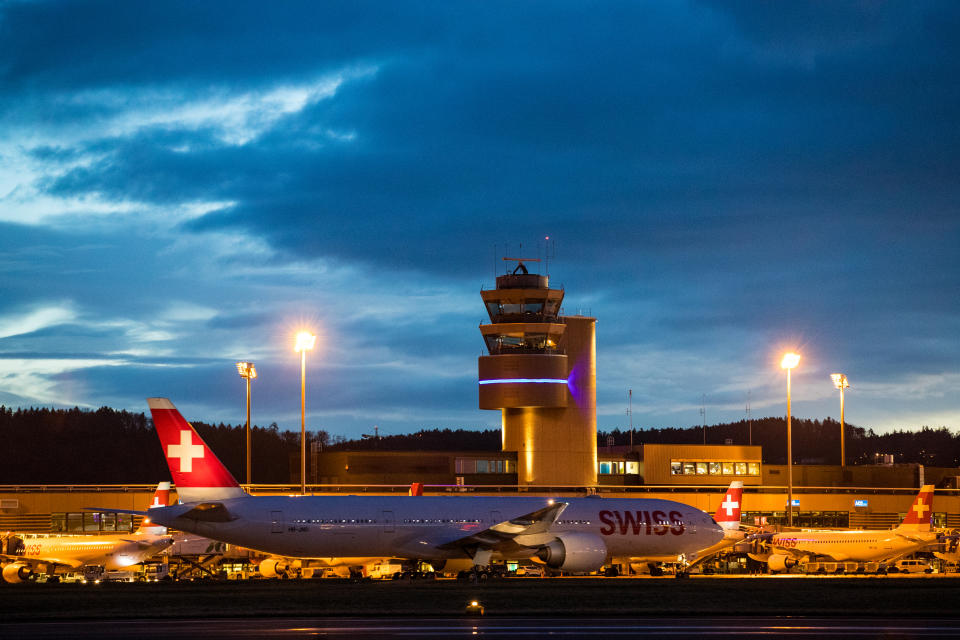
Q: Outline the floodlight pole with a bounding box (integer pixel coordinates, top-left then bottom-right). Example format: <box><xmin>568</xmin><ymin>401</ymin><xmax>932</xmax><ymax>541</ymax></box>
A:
<box><xmin>236</xmin><ymin>362</ymin><xmax>257</xmax><ymax>486</ymax></box>
<box><xmin>781</xmin><ymin>352</ymin><xmax>800</xmax><ymax>528</ymax></box>
<box><xmin>300</xmin><ymin>347</ymin><xmax>307</xmax><ymax>495</ymax></box>
<box><xmin>245</xmin><ymin>374</ymin><xmax>252</xmax><ymax>485</ymax></box>
<box><xmin>839</xmin><ymin>383</ymin><xmax>845</xmax><ymax>468</ymax></box>
<box><xmin>786</xmin><ymin>366</ymin><xmax>793</xmax><ymax>527</ymax></box>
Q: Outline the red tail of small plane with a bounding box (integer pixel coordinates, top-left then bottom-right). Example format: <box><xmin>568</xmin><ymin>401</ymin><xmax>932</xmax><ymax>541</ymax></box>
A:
<box><xmin>896</xmin><ymin>484</ymin><xmax>934</xmax><ymax>532</ymax></box>
<box><xmin>408</xmin><ymin>482</ymin><xmax>424</xmax><ymax>496</ymax></box>
<box><xmin>136</xmin><ymin>481</ymin><xmax>171</xmax><ymax>534</ymax></box>
<box><xmin>714</xmin><ymin>481</ymin><xmax>743</xmax><ymax>532</ymax></box>
<box><xmin>148</xmin><ymin>398</ymin><xmax>247</xmax><ymax>503</ymax></box>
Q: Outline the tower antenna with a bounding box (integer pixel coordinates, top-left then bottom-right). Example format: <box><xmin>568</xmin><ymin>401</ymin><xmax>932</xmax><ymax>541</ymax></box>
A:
<box><xmin>747</xmin><ymin>390</ymin><xmax>752</xmax><ymax>446</ymax></box>
<box><xmin>628</xmin><ymin>389</ymin><xmax>633</xmax><ymax>448</ymax></box>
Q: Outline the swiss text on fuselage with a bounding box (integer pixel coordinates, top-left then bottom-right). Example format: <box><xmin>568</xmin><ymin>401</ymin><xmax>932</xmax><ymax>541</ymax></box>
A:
<box><xmin>598</xmin><ymin>510</ymin><xmax>685</xmax><ymax>536</ymax></box>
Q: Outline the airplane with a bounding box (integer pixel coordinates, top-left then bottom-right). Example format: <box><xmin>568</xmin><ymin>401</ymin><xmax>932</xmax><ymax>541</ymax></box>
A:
<box><xmin>1</xmin><ymin>482</ymin><xmax>176</xmax><ymax>583</ymax></box>
<box><xmin>115</xmin><ymin>398</ymin><xmax>724</xmax><ymax>577</ymax></box>
<box><xmin>751</xmin><ymin>484</ymin><xmax>937</xmax><ymax>572</ymax></box>
<box><xmin>628</xmin><ymin>480</ymin><xmax>746</xmax><ymax>576</ymax></box>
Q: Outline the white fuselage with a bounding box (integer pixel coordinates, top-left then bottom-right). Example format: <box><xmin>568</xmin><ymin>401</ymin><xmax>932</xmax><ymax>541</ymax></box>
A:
<box><xmin>149</xmin><ymin>495</ymin><xmax>722</xmax><ymax>562</ymax></box>
<box><xmin>11</xmin><ymin>532</ymin><xmax>173</xmax><ymax>571</ymax></box>
<box><xmin>771</xmin><ymin>529</ymin><xmax>936</xmax><ymax>562</ymax></box>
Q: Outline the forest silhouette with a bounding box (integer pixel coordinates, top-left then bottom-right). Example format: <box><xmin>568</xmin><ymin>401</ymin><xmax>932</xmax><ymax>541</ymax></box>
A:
<box><xmin>0</xmin><ymin>405</ymin><xmax>955</xmax><ymax>484</ymax></box>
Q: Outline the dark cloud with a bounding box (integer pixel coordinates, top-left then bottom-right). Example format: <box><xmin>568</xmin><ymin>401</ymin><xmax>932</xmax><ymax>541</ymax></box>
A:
<box><xmin>1</xmin><ymin>1</ymin><xmax>957</xmax><ymax>435</ymax></box>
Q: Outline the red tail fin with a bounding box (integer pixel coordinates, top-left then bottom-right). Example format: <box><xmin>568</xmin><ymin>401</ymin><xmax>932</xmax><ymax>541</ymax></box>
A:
<box><xmin>136</xmin><ymin>481</ymin><xmax>171</xmax><ymax>534</ymax></box>
<box><xmin>408</xmin><ymin>482</ymin><xmax>424</xmax><ymax>496</ymax></box>
<box><xmin>898</xmin><ymin>485</ymin><xmax>934</xmax><ymax>531</ymax></box>
<box><xmin>714</xmin><ymin>481</ymin><xmax>743</xmax><ymax>531</ymax></box>
<box><xmin>148</xmin><ymin>398</ymin><xmax>246</xmax><ymax>503</ymax></box>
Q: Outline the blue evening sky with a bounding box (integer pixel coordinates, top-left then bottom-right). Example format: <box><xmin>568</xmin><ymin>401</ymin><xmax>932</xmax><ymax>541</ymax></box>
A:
<box><xmin>1</xmin><ymin>1</ymin><xmax>957</xmax><ymax>439</ymax></box>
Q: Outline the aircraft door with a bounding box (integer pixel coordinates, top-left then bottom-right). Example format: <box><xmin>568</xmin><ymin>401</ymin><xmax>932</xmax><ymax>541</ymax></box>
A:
<box><xmin>491</xmin><ymin>510</ymin><xmax>502</xmax><ymax>526</ymax></box>
<box><xmin>271</xmin><ymin>511</ymin><xmax>283</xmax><ymax>534</ymax></box>
<box><xmin>382</xmin><ymin>510</ymin><xmax>394</xmax><ymax>534</ymax></box>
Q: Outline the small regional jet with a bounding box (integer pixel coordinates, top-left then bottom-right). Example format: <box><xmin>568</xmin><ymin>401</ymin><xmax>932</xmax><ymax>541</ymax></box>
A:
<box><xmin>119</xmin><ymin>398</ymin><xmax>724</xmax><ymax>576</ymax></box>
<box><xmin>1</xmin><ymin>483</ymin><xmax>175</xmax><ymax>583</ymax></box>
<box><xmin>751</xmin><ymin>484</ymin><xmax>937</xmax><ymax>572</ymax></box>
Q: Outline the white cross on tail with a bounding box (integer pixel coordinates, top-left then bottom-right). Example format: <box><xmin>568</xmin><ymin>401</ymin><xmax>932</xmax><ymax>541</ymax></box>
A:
<box><xmin>721</xmin><ymin>495</ymin><xmax>739</xmax><ymax>517</ymax></box>
<box><xmin>168</xmin><ymin>429</ymin><xmax>204</xmax><ymax>473</ymax></box>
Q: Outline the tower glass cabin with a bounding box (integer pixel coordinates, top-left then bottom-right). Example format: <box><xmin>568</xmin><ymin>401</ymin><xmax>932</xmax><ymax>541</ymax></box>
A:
<box><xmin>479</xmin><ymin>260</ymin><xmax>597</xmax><ymax>486</ymax></box>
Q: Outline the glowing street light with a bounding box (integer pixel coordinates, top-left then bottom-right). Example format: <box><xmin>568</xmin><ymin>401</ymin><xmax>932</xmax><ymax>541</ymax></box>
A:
<box><xmin>295</xmin><ymin>332</ymin><xmax>316</xmax><ymax>494</ymax></box>
<box><xmin>831</xmin><ymin>373</ymin><xmax>850</xmax><ymax>468</ymax></box>
<box><xmin>236</xmin><ymin>361</ymin><xmax>257</xmax><ymax>485</ymax></box>
<box><xmin>781</xmin><ymin>352</ymin><xmax>800</xmax><ymax>527</ymax></box>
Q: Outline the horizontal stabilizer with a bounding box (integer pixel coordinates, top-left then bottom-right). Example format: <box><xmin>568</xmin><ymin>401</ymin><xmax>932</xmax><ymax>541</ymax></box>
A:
<box><xmin>178</xmin><ymin>502</ymin><xmax>236</xmax><ymax>523</ymax></box>
<box><xmin>85</xmin><ymin>507</ymin><xmax>148</xmax><ymax>517</ymax></box>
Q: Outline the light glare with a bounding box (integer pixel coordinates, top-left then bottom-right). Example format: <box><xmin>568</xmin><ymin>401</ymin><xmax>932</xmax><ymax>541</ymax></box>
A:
<box><xmin>294</xmin><ymin>331</ymin><xmax>316</xmax><ymax>352</ymax></box>
<box><xmin>781</xmin><ymin>352</ymin><xmax>800</xmax><ymax>369</ymax></box>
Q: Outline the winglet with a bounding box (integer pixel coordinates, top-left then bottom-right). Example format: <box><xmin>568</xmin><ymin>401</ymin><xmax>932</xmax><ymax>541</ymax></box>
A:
<box><xmin>148</xmin><ymin>398</ymin><xmax>246</xmax><ymax>503</ymax></box>
<box><xmin>897</xmin><ymin>484</ymin><xmax>934</xmax><ymax>532</ymax></box>
<box><xmin>714</xmin><ymin>481</ymin><xmax>743</xmax><ymax>531</ymax></box>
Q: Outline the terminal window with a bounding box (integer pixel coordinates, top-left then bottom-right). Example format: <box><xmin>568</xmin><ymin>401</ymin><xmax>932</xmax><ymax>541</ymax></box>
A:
<box><xmin>598</xmin><ymin>461</ymin><xmax>627</xmax><ymax>474</ymax></box>
<box><xmin>670</xmin><ymin>460</ymin><xmax>760</xmax><ymax>476</ymax></box>
<box><xmin>455</xmin><ymin>458</ymin><xmax>514</xmax><ymax>474</ymax></box>
<box><xmin>52</xmin><ymin>512</ymin><xmax>134</xmax><ymax>533</ymax></box>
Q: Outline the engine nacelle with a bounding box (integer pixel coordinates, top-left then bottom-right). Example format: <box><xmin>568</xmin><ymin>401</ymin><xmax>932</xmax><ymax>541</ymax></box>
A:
<box><xmin>536</xmin><ymin>532</ymin><xmax>608</xmax><ymax>573</ymax></box>
<box><xmin>767</xmin><ymin>554</ymin><xmax>797</xmax><ymax>572</ymax></box>
<box><xmin>2</xmin><ymin>562</ymin><xmax>33</xmax><ymax>584</ymax></box>
<box><xmin>258</xmin><ymin>557</ymin><xmax>292</xmax><ymax>579</ymax></box>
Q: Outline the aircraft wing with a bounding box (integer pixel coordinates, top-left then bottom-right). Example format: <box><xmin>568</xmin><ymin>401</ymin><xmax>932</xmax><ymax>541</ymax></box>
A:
<box><xmin>89</xmin><ymin>503</ymin><xmax>235</xmax><ymax>523</ymax></box>
<box><xmin>436</xmin><ymin>501</ymin><xmax>569</xmax><ymax>554</ymax></box>
<box><xmin>895</xmin><ymin>531</ymin><xmax>938</xmax><ymax>546</ymax></box>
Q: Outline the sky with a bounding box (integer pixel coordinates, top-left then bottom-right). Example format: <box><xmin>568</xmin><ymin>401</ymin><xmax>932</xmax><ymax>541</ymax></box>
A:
<box><xmin>1</xmin><ymin>1</ymin><xmax>958</xmax><ymax>440</ymax></box>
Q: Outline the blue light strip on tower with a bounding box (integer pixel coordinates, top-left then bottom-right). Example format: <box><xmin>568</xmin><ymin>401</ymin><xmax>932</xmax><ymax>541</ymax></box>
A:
<box><xmin>478</xmin><ymin>378</ymin><xmax>568</xmax><ymax>385</ymax></box>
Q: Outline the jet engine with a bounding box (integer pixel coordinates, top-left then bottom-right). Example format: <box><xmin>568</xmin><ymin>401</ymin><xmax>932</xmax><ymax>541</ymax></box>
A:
<box><xmin>2</xmin><ymin>562</ymin><xmax>33</xmax><ymax>584</ymax></box>
<box><xmin>258</xmin><ymin>557</ymin><xmax>292</xmax><ymax>579</ymax></box>
<box><xmin>536</xmin><ymin>532</ymin><xmax>607</xmax><ymax>573</ymax></box>
<box><xmin>767</xmin><ymin>554</ymin><xmax>797</xmax><ymax>572</ymax></box>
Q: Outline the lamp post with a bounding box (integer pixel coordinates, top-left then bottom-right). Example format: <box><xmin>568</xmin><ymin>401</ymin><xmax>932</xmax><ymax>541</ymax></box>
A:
<box><xmin>236</xmin><ymin>361</ymin><xmax>257</xmax><ymax>486</ymax></box>
<box><xmin>831</xmin><ymin>373</ymin><xmax>850</xmax><ymax>468</ymax></box>
<box><xmin>295</xmin><ymin>331</ymin><xmax>316</xmax><ymax>495</ymax></box>
<box><xmin>781</xmin><ymin>352</ymin><xmax>800</xmax><ymax>527</ymax></box>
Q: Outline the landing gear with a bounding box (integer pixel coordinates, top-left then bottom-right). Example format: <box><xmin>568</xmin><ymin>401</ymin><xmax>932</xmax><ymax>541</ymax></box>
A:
<box><xmin>457</xmin><ymin>566</ymin><xmax>504</xmax><ymax>582</ymax></box>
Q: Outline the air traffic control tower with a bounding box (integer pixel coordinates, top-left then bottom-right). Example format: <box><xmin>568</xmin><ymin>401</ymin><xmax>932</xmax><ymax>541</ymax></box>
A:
<box><xmin>478</xmin><ymin>259</ymin><xmax>597</xmax><ymax>486</ymax></box>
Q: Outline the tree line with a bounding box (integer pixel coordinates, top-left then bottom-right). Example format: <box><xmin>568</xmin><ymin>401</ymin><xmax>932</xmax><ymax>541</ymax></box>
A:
<box><xmin>0</xmin><ymin>405</ymin><xmax>956</xmax><ymax>484</ymax></box>
<box><xmin>0</xmin><ymin>406</ymin><xmax>312</xmax><ymax>484</ymax></box>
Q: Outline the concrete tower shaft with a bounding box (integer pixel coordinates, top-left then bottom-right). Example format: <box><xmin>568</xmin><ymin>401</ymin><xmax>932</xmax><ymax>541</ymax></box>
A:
<box><xmin>478</xmin><ymin>263</ymin><xmax>597</xmax><ymax>486</ymax></box>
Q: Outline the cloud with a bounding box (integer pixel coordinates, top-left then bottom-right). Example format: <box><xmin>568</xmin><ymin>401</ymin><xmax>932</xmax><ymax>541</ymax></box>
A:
<box><xmin>0</xmin><ymin>1</ymin><xmax>957</xmax><ymax>438</ymax></box>
<box><xmin>0</xmin><ymin>304</ymin><xmax>77</xmax><ymax>339</ymax></box>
